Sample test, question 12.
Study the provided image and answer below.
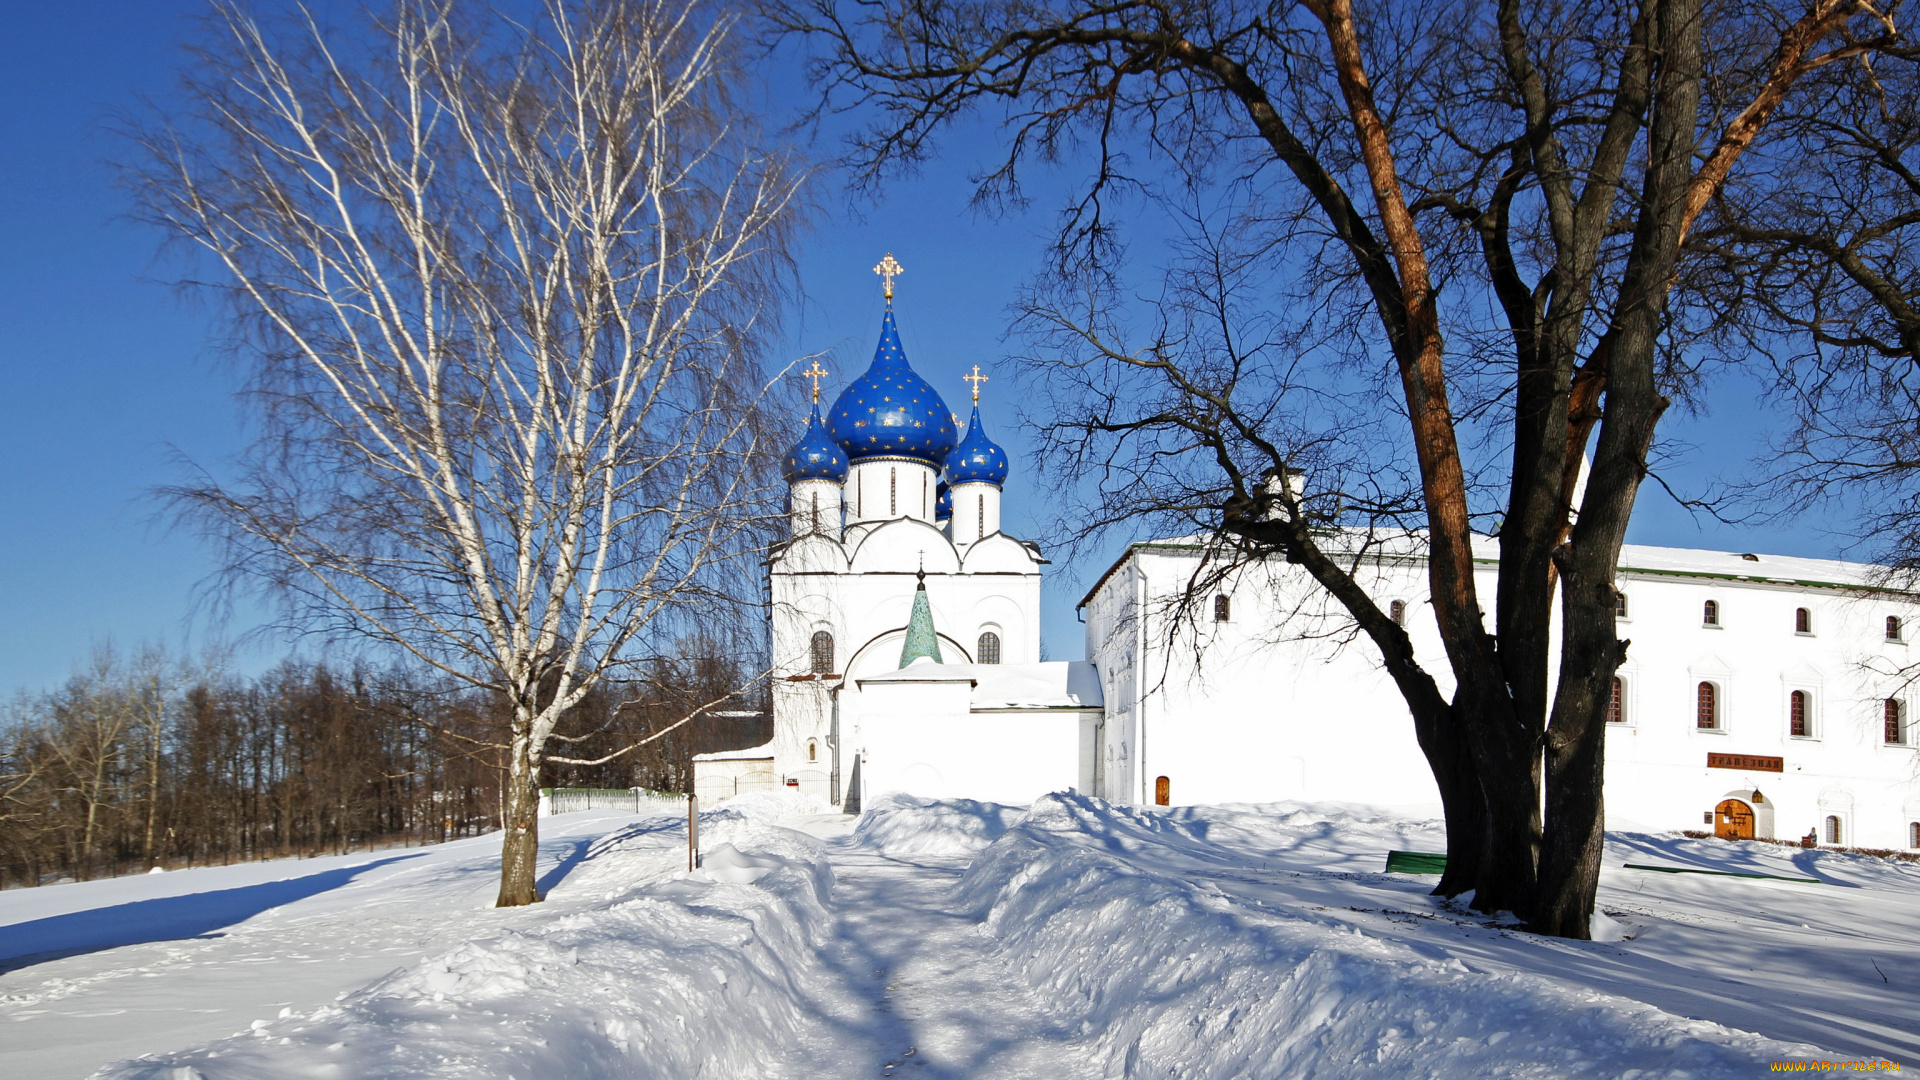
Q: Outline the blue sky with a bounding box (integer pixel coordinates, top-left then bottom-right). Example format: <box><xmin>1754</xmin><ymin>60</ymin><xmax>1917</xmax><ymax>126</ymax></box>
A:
<box><xmin>0</xmin><ymin>1</ymin><xmax>1848</xmax><ymax>699</ymax></box>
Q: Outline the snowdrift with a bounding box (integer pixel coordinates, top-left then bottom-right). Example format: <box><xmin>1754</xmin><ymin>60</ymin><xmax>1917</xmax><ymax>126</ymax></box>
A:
<box><xmin>955</xmin><ymin>792</ymin><xmax>1829</xmax><ymax>1078</ymax></box>
<box><xmin>850</xmin><ymin>791</ymin><xmax>1025</xmax><ymax>857</ymax></box>
<box><xmin>93</xmin><ymin>815</ymin><xmax>857</xmax><ymax>1080</ymax></box>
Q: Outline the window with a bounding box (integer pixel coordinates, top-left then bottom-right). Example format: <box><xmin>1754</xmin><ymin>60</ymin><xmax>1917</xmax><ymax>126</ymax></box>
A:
<box><xmin>1696</xmin><ymin>682</ymin><xmax>1719</xmax><ymax>730</ymax></box>
<box><xmin>977</xmin><ymin>631</ymin><xmax>1002</xmax><ymax>665</ymax></box>
<box><xmin>1790</xmin><ymin>690</ymin><xmax>1810</xmax><ymax>738</ymax></box>
<box><xmin>1889</xmin><ymin>616</ymin><xmax>1904</xmax><ymax>642</ymax></box>
<box><xmin>1703</xmin><ymin>599</ymin><xmax>1720</xmax><ymax>626</ymax></box>
<box><xmin>1214</xmin><ymin>595</ymin><xmax>1231</xmax><ymax>622</ymax></box>
<box><xmin>1887</xmin><ymin>699</ymin><xmax>1907</xmax><ymax>744</ymax></box>
<box><xmin>1825</xmin><ymin>815</ymin><xmax>1843</xmax><ymax>845</ymax></box>
<box><xmin>1795</xmin><ymin>607</ymin><xmax>1812</xmax><ymax>634</ymax></box>
<box><xmin>1607</xmin><ymin>677</ymin><xmax>1625</xmax><ymax>724</ymax></box>
<box><xmin>809</xmin><ymin>631</ymin><xmax>834</xmax><ymax>674</ymax></box>
<box><xmin>1614</xmin><ymin>591</ymin><xmax>1629</xmax><ymax>618</ymax></box>
<box><xmin>889</xmin><ymin>467</ymin><xmax>897</xmax><ymax>517</ymax></box>
<box><xmin>1389</xmin><ymin>600</ymin><xmax>1406</xmax><ymax>626</ymax></box>
<box><xmin>1911</xmin><ymin>821</ymin><xmax>1919</xmax><ymax>849</ymax></box>
<box><xmin>807</xmin><ymin>739</ymin><xmax>818</xmax><ymax>762</ymax></box>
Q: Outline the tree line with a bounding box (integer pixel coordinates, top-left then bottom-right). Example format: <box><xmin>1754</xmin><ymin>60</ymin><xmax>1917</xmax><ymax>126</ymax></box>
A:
<box><xmin>0</xmin><ymin>648</ymin><xmax>768</xmax><ymax>889</ymax></box>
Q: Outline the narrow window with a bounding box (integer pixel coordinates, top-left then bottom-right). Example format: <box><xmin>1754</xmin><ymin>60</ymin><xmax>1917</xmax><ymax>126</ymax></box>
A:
<box><xmin>1910</xmin><ymin>821</ymin><xmax>1920</xmax><ymax>849</ymax></box>
<box><xmin>810</xmin><ymin>631</ymin><xmax>834</xmax><ymax>674</ymax></box>
<box><xmin>924</xmin><ymin>472</ymin><xmax>929</xmax><ymax>518</ymax></box>
<box><xmin>1214</xmin><ymin>595</ymin><xmax>1231</xmax><ymax>623</ymax></box>
<box><xmin>1887</xmin><ymin>699</ymin><xmax>1906</xmax><ymax>744</ymax></box>
<box><xmin>1389</xmin><ymin>600</ymin><xmax>1406</xmax><ymax>626</ymax></box>
<box><xmin>1795</xmin><ymin>607</ymin><xmax>1812</xmax><ymax>634</ymax></box>
<box><xmin>810</xmin><ymin>491</ymin><xmax>820</xmax><ymax>533</ymax></box>
<box><xmin>1790</xmin><ymin>690</ymin><xmax>1809</xmax><ymax>737</ymax></box>
<box><xmin>856</xmin><ymin>474</ymin><xmax>863</xmax><ymax>517</ymax></box>
<box><xmin>1614</xmin><ymin>591</ymin><xmax>1629</xmax><ymax>618</ymax></box>
<box><xmin>1696</xmin><ymin>682</ymin><xmax>1718</xmax><ymax>729</ymax></box>
<box><xmin>1889</xmin><ymin>616</ymin><xmax>1904</xmax><ymax>642</ymax></box>
<box><xmin>1703</xmin><ymin>599</ymin><xmax>1720</xmax><ymax>626</ymax></box>
<box><xmin>807</xmin><ymin>739</ymin><xmax>818</xmax><ymax>762</ymax></box>
<box><xmin>977</xmin><ymin>493</ymin><xmax>985</xmax><ymax>538</ymax></box>
<box><xmin>1607</xmin><ymin>677</ymin><xmax>1624</xmax><ymax>724</ymax></box>
<box><xmin>889</xmin><ymin>467</ymin><xmax>897</xmax><ymax>517</ymax></box>
<box><xmin>977</xmin><ymin>631</ymin><xmax>1002</xmax><ymax>665</ymax></box>
<box><xmin>1825</xmin><ymin>815</ymin><xmax>1843</xmax><ymax>845</ymax></box>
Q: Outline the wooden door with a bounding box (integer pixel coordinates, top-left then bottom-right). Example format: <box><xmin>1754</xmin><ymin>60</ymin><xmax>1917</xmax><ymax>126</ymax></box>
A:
<box><xmin>1154</xmin><ymin>775</ymin><xmax>1170</xmax><ymax>806</ymax></box>
<box><xmin>1714</xmin><ymin>799</ymin><xmax>1754</xmax><ymax>840</ymax></box>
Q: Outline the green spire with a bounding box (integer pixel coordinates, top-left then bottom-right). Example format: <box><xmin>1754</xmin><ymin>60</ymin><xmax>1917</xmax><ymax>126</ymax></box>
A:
<box><xmin>898</xmin><ymin>568</ymin><xmax>943</xmax><ymax>667</ymax></box>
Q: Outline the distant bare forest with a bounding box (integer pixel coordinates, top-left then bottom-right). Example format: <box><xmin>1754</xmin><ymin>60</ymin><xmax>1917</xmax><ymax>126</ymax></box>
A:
<box><xmin>0</xmin><ymin>649</ymin><xmax>769</xmax><ymax>888</ymax></box>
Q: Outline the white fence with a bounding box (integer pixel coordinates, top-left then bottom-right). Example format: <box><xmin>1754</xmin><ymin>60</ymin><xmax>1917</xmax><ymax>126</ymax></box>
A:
<box><xmin>539</xmin><ymin>787</ymin><xmax>686</xmax><ymax>817</ymax></box>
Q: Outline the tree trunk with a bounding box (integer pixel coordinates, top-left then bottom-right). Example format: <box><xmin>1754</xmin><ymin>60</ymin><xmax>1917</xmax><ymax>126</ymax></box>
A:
<box><xmin>495</xmin><ymin>731</ymin><xmax>543</xmax><ymax>907</ymax></box>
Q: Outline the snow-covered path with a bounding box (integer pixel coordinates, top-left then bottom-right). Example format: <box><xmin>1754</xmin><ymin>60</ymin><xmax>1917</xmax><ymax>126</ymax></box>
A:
<box><xmin>815</xmin><ymin>843</ymin><xmax>1098</xmax><ymax>1079</ymax></box>
<box><xmin>4</xmin><ymin>792</ymin><xmax>1911</xmax><ymax>1078</ymax></box>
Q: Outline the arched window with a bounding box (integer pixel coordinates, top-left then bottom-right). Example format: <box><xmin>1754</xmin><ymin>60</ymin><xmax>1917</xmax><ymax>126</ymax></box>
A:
<box><xmin>1614</xmin><ymin>591</ymin><xmax>1629</xmax><ymax>618</ymax></box>
<box><xmin>1887</xmin><ymin>699</ymin><xmax>1906</xmax><ymax>744</ymax></box>
<box><xmin>1214</xmin><ymin>595</ymin><xmax>1231</xmax><ymax>622</ymax></box>
<box><xmin>1910</xmin><ymin>821</ymin><xmax>1920</xmax><ymax>849</ymax></box>
<box><xmin>977</xmin><ymin>631</ymin><xmax>1002</xmax><ymax>665</ymax></box>
<box><xmin>1696</xmin><ymin>682</ymin><xmax>1719</xmax><ymax>730</ymax></box>
<box><xmin>1389</xmin><ymin>600</ymin><xmax>1406</xmax><ymax>626</ymax></box>
<box><xmin>1795</xmin><ymin>607</ymin><xmax>1812</xmax><ymax>634</ymax></box>
<box><xmin>1889</xmin><ymin>616</ymin><xmax>1904</xmax><ymax>642</ymax></box>
<box><xmin>807</xmin><ymin>739</ymin><xmax>818</xmax><ymax>762</ymax></box>
<box><xmin>1607</xmin><ymin>677</ymin><xmax>1625</xmax><ymax>724</ymax></box>
<box><xmin>1790</xmin><ymin>690</ymin><xmax>1810</xmax><ymax>738</ymax></box>
<box><xmin>889</xmin><ymin>467</ymin><xmax>897</xmax><ymax>517</ymax></box>
<box><xmin>809</xmin><ymin>631</ymin><xmax>834</xmax><ymax>674</ymax></box>
<box><xmin>1825</xmin><ymin>815</ymin><xmax>1843</xmax><ymax>845</ymax></box>
<box><xmin>1702</xmin><ymin>599</ymin><xmax>1720</xmax><ymax>626</ymax></box>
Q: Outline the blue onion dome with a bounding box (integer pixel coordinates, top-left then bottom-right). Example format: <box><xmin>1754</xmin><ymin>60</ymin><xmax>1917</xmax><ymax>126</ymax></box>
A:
<box><xmin>826</xmin><ymin>306</ymin><xmax>959</xmax><ymax>465</ymax></box>
<box><xmin>945</xmin><ymin>405</ymin><xmax>1010</xmax><ymax>486</ymax></box>
<box><xmin>935</xmin><ymin>480</ymin><xmax>952</xmax><ymax>520</ymax></box>
<box><xmin>783</xmin><ymin>404</ymin><xmax>850</xmax><ymax>483</ymax></box>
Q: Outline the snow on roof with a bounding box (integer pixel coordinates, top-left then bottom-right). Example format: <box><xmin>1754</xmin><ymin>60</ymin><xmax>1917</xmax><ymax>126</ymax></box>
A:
<box><xmin>854</xmin><ymin>660</ymin><xmax>1103</xmax><ymax>708</ymax></box>
<box><xmin>691</xmin><ymin>741</ymin><xmax>774</xmax><ymax>763</ymax></box>
<box><xmin>1080</xmin><ymin>528</ymin><xmax>1898</xmax><ymax>606</ymax></box>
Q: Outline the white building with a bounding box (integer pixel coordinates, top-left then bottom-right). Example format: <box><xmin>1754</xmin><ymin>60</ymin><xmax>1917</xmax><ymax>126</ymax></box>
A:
<box><xmin>1080</xmin><ymin>536</ymin><xmax>1920</xmax><ymax>851</ymax></box>
<box><xmin>693</xmin><ymin>271</ymin><xmax>1102</xmax><ymax>808</ymax></box>
<box><xmin>696</xmin><ymin>265</ymin><xmax>1920</xmax><ymax>852</ymax></box>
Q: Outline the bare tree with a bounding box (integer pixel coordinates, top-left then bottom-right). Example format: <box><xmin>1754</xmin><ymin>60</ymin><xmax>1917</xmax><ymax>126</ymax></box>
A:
<box><xmin>127</xmin><ymin>0</ymin><xmax>804</xmax><ymax>905</ymax></box>
<box><xmin>776</xmin><ymin>0</ymin><xmax>1912</xmax><ymax>935</ymax></box>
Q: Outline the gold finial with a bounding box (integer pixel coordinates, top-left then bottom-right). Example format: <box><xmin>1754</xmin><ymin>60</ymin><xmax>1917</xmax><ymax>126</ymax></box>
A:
<box><xmin>800</xmin><ymin>359</ymin><xmax>830</xmax><ymax>403</ymax></box>
<box><xmin>873</xmin><ymin>252</ymin><xmax>905</xmax><ymax>300</ymax></box>
<box><xmin>963</xmin><ymin>364</ymin><xmax>989</xmax><ymax>404</ymax></box>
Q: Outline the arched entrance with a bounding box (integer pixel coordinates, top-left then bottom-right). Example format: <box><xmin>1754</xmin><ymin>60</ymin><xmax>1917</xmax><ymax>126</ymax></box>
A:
<box><xmin>1714</xmin><ymin>798</ymin><xmax>1755</xmax><ymax>840</ymax></box>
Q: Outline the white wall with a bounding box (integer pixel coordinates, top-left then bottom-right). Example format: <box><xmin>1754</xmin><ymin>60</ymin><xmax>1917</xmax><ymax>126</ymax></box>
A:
<box><xmin>1084</xmin><ymin>540</ymin><xmax>1920</xmax><ymax>848</ymax></box>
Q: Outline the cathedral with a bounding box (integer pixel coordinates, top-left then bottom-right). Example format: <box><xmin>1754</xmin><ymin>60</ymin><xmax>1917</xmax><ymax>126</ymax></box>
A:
<box><xmin>693</xmin><ymin>256</ymin><xmax>1103</xmax><ymax>810</ymax></box>
<box><xmin>695</xmin><ymin>256</ymin><xmax>1920</xmax><ymax>853</ymax></box>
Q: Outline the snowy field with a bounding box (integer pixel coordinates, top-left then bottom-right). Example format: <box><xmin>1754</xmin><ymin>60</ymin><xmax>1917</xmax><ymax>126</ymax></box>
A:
<box><xmin>2</xmin><ymin>792</ymin><xmax>1913</xmax><ymax>1078</ymax></box>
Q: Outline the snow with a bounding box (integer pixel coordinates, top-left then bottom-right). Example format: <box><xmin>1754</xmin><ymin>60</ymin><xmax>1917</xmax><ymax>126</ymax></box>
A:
<box><xmin>3</xmin><ymin>791</ymin><xmax>1912</xmax><ymax>1078</ymax></box>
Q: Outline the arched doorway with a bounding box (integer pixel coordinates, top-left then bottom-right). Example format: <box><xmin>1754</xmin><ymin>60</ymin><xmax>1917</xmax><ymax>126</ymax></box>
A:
<box><xmin>1154</xmin><ymin>775</ymin><xmax>1170</xmax><ymax>806</ymax></box>
<box><xmin>1714</xmin><ymin>799</ymin><xmax>1755</xmax><ymax>841</ymax></box>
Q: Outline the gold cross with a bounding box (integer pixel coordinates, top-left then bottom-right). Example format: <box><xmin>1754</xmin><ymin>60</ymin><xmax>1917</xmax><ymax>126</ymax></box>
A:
<box><xmin>800</xmin><ymin>359</ymin><xmax>830</xmax><ymax>403</ymax></box>
<box><xmin>963</xmin><ymin>364</ymin><xmax>989</xmax><ymax>403</ymax></box>
<box><xmin>873</xmin><ymin>253</ymin><xmax>904</xmax><ymax>300</ymax></box>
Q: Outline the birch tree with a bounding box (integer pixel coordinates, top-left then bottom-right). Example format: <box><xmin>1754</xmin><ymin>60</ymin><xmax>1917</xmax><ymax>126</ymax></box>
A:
<box><xmin>128</xmin><ymin>0</ymin><xmax>803</xmax><ymax>905</ymax></box>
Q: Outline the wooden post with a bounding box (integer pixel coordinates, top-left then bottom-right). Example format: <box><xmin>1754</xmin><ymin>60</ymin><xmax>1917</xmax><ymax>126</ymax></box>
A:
<box><xmin>687</xmin><ymin>793</ymin><xmax>699</xmax><ymax>871</ymax></box>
